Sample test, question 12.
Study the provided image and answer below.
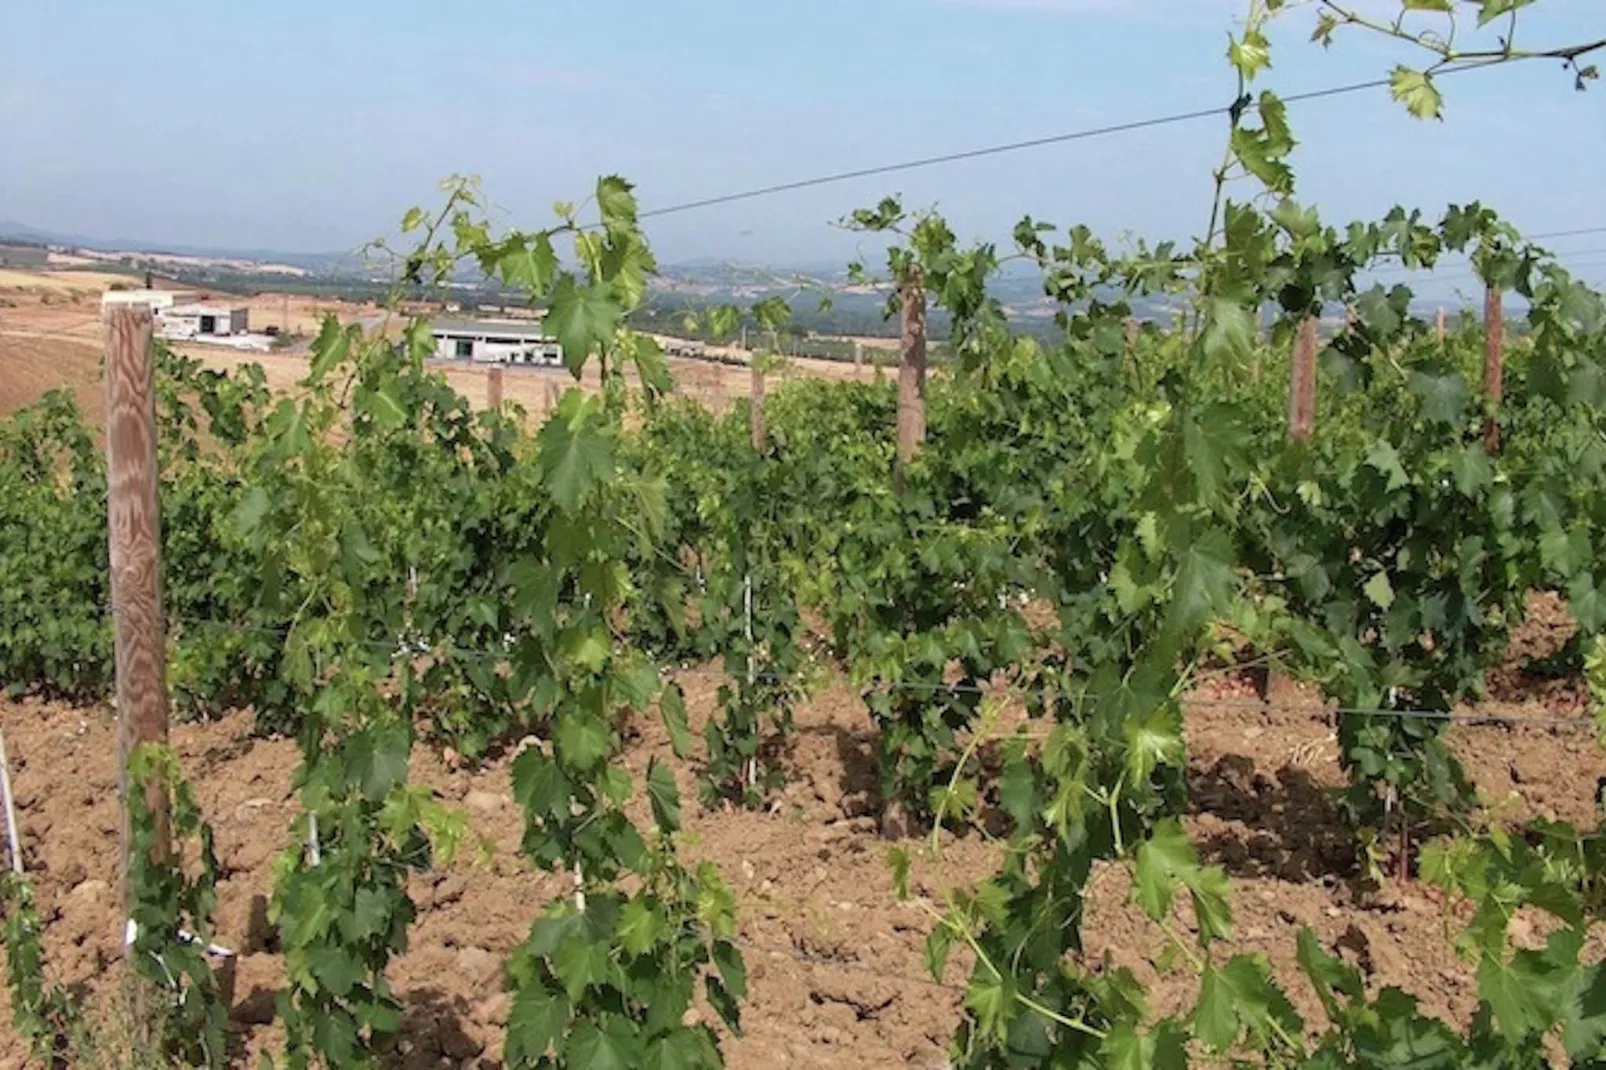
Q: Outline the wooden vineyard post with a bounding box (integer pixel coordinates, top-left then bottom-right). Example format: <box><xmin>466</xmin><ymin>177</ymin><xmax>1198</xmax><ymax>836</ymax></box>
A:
<box><xmin>1261</xmin><ymin>314</ymin><xmax>1320</xmax><ymax>708</ymax></box>
<box><xmin>1251</xmin><ymin>307</ymin><xmax>1266</xmax><ymax>381</ymax></box>
<box><xmin>1483</xmin><ymin>285</ymin><xmax>1504</xmax><ymax>454</ymax></box>
<box><xmin>852</xmin><ymin>340</ymin><xmax>863</xmax><ymax>373</ymax></box>
<box><xmin>1124</xmin><ymin>317</ymin><xmax>1139</xmax><ymax>360</ymax></box>
<box><xmin>545</xmin><ymin>381</ymin><xmax>562</xmax><ymax>413</ymax></box>
<box><xmin>104</xmin><ymin>306</ymin><xmax>171</xmax><ymax>945</ymax></box>
<box><xmin>1288</xmin><ymin>316</ymin><xmax>1318</xmax><ymax>444</ymax></box>
<box><xmin>749</xmin><ymin>361</ymin><xmax>766</xmax><ymax>452</ymax></box>
<box><xmin>1435</xmin><ymin>306</ymin><xmax>1447</xmax><ymax>345</ymax></box>
<box><xmin>487</xmin><ymin>365</ymin><xmax>504</xmax><ymax>410</ymax></box>
<box><xmin>897</xmin><ymin>266</ymin><xmax>928</xmax><ymax>465</ymax></box>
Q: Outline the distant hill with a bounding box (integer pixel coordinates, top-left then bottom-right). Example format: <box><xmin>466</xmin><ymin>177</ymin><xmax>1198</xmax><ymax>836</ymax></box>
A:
<box><xmin>0</xmin><ymin>220</ymin><xmax>358</xmax><ymax>275</ymax></box>
<box><xmin>0</xmin><ymin>220</ymin><xmax>1475</xmax><ymax>319</ymax></box>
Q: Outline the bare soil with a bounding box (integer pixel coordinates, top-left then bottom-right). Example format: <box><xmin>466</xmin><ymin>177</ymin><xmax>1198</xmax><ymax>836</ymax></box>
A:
<box><xmin>0</xmin><ymin>613</ymin><xmax>1599</xmax><ymax>1069</ymax></box>
<box><xmin>0</xmin><ymin>335</ymin><xmax>102</xmax><ymax>419</ymax></box>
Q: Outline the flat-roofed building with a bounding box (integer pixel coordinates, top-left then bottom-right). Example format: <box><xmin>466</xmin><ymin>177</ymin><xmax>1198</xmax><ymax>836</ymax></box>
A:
<box><xmin>430</xmin><ymin>318</ymin><xmax>562</xmax><ymax>367</ymax></box>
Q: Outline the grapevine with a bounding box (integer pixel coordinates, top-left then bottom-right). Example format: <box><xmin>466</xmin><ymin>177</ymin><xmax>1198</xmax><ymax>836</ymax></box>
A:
<box><xmin>0</xmin><ymin>2</ymin><xmax>1603</xmax><ymax>1067</ymax></box>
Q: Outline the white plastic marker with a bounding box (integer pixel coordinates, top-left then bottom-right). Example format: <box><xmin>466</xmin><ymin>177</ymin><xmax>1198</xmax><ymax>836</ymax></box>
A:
<box><xmin>0</xmin><ymin>728</ymin><xmax>22</xmax><ymax>875</ymax></box>
<box><xmin>744</xmin><ymin>573</ymin><xmax>757</xmax><ymax>790</ymax></box>
<box><xmin>123</xmin><ymin>917</ymin><xmax>235</xmax><ymax>959</ymax></box>
<box><xmin>307</xmin><ymin>810</ymin><xmax>321</xmax><ymax>865</ymax></box>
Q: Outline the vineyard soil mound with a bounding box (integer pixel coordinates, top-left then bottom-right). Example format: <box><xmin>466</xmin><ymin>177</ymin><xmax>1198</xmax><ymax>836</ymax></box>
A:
<box><xmin>0</xmin><ymin>644</ymin><xmax>1598</xmax><ymax>1068</ymax></box>
<box><xmin>0</xmin><ymin>334</ymin><xmax>102</xmax><ymax>419</ymax></box>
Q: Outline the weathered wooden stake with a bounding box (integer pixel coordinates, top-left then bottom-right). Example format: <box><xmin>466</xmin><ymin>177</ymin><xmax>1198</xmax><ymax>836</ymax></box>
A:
<box><xmin>1265</xmin><ymin>288</ymin><xmax>1306</xmax><ymax>694</ymax></box>
<box><xmin>749</xmin><ymin>361</ymin><xmax>766</xmax><ymax>452</ymax></box>
<box><xmin>1288</xmin><ymin>316</ymin><xmax>1318</xmax><ymax>443</ymax></box>
<box><xmin>487</xmin><ymin>365</ymin><xmax>504</xmax><ymax>410</ymax></box>
<box><xmin>897</xmin><ymin>267</ymin><xmax>928</xmax><ymax>464</ymax></box>
<box><xmin>1124</xmin><ymin>317</ymin><xmax>1139</xmax><ymax>359</ymax></box>
<box><xmin>852</xmin><ymin>340</ymin><xmax>863</xmax><ymax>371</ymax></box>
<box><xmin>104</xmin><ymin>306</ymin><xmax>170</xmax><ymax>935</ymax></box>
<box><xmin>1483</xmin><ymin>285</ymin><xmax>1504</xmax><ymax>454</ymax></box>
<box><xmin>1435</xmin><ymin>306</ymin><xmax>1447</xmax><ymax>345</ymax></box>
<box><xmin>545</xmin><ymin>381</ymin><xmax>562</xmax><ymax>412</ymax></box>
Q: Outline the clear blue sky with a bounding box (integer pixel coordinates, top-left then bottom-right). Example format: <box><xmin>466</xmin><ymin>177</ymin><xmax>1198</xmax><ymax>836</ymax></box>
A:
<box><xmin>2</xmin><ymin>0</ymin><xmax>1602</xmax><ymax>291</ymax></box>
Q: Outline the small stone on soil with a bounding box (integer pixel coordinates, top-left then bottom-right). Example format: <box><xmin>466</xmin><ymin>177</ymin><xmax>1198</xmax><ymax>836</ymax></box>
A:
<box><xmin>463</xmin><ymin>790</ymin><xmax>509</xmax><ymax>813</ymax></box>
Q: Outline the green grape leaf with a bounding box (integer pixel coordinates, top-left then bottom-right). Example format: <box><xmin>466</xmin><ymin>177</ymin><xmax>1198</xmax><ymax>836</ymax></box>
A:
<box><xmin>555</xmin><ymin>712</ymin><xmax>611</xmax><ymax>772</ymax></box>
<box><xmin>1228</xmin><ymin>29</ymin><xmax>1272</xmax><ymax>79</ymax></box>
<box><xmin>1366</xmin><ymin>440</ymin><xmax>1410</xmax><ymax>492</ymax></box>
<box><xmin>1201</xmin><ymin>300</ymin><xmax>1256</xmax><ymax>371</ymax></box>
<box><xmin>1449</xmin><ymin>445</ymin><xmax>1493</xmax><ymax>497</ymax></box>
<box><xmin>538</xmin><ymin>403</ymin><xmax>614</xmax><ymax>513</ymax></box>
<box><xmin>964</xmin><ymin>972</ymin><xmax>1016</xmax><ymax>1043</ymax></box>
<box><xmin>352</xmin><ymin>721</ymin><xmax>411</xmax><ymax>802</ymax></box>
<box><xmin>500</xmin><ymin>232</ymin><xmax>558</xmax><ymax>295</ymax></box>
<box><xmin>1410</xmin><ymin>371</ymin><xmax>1469</xmax><ymax>425</ymax></box>
<box><xmin>306</xmin><ymin>317</ymin><xmax>351</xmax><ymax>382</ymax></box>
<box><xmin>365</xmin><ymin>381</ymin><xmax>407</xmax><ymax>431</ymax></box>
<box><xmin>998</xmin><ymin>756</ymin><xmax>1039</xmax><ymax>830</ymax></box>
<box><xmin>1479</xmin><ymin>952</ymin><xmax>1549</xmax><ymax>1039</ymax></box>
<box><xmin>506</xmin><ymin>988</ymin><xmax>569</xmax><ymax>1065</ymax></box>
<box><xmin>552</xmin><ymin>932</ymin><xmax>613</xmax><ymax>1003</ymax></box>
<box><xmin>1194</xmin><ymin>954</ymin><xmax>1302</xmax><ymax>1051</ymax></box>
<box><xmin>1564</xmin><ymin>962</ymin><xmax>1606</xmax><ymax>1061</ymax></box>
<box><xmin>888</xmin><ymin>846</ymin><xmax>911</xmax><ymax>901</ymax></box>
<box><xmin>546</xmin><ymin>276</ymin><xmax>622</xmax><ymax>377</ymax></box>
<box><xmin>1477</xmin><ymin>0</ymin><xmax>1532</xmax><ymax>27</ymax></box>
<box><xmin>714</xmin><ymin>939</ymin><xmax>747</xmax><ymax>1001</ymax></box>
<box><xmin>596</xmin><ymin>175</ymin><xmax>640</xmax><ymax>228</ymax></box>
<box><xmin>1124</xmin><ymin>702</ymin><xmax>1184</xmax><ymax>787</ymax></box>
<box><xmin>706</xmin><ymin>975</ymin><xmax>743</xmax><ymax>1034</ymax></box>
<box><xmin>1103</xmin><ymin>1019</ymin><xmax>1189</xmax><ymax>1070</ymax></box>
<box><xmin>306</xmin><ymin>946</ymin><xmax>363</xmax><ymax>999</ymax></box>
<box><xmin>1135</xmin><ymin>819</ymin><xmax>1233</xmax><ymax>944</ymax></box>
<box><xmin>617</xmin><ymin>897</ymin><xmax>663</xmax><ymax>957</ymax></box>
<box><xmin>512</xmin><ymin>749</ymin><xmax>569</xmax><ymax>820</ymax></box>
<box><xmin>658</xmin><ymin>683</ymin><xmax>694</xmax><ymax>759</ymax></box>
<box><xmin>926</xmin><ymin>923</ymin><xmax>956</xmax><ymax>981</ymax></box>
<box><xmin>230</xmin><ymin>487</ymin><xmax>271</xmax><ymax>540</ymax></box>
<box><xmin>1540</xmin><ymin>525</ymin><xmax>1591</xmax><ymax>580</ymax></box>
<box><xmin>1296</xmin><ymin>927</ymin><xmax>1363</xmax><ymax>1023</ymax></box>
<box><xmin>1390</xmin><ymin>66</ymin><xmax>1444</xmax><ymax>119</ymax></box>
<box><xmin>1364</xmin><ymin>571</ymin><xmax>1396</xmax><ymax>611</ymax></box>
<box><xmin>1165</xmin><ymin>528</ymin><xmax>1236</xmax><ymax>638</ymax></box>
<box><xmin>645</xmin><ymin>758</ymin><xmax>681</xmax><ymax>833</ymax></box>
<box><xmin>643</xmin><ymin>1031</ymin><xmax>712</xmax><ymax>1070</ymax></box>
<box><xmin>1568</xmin><ymin>573</ymin><xmax>1604</xmax><ymax>633</ymax></box>
<box><xmin>564</xmin><ymin>1015</ymin><xmax>639</xmax><ymax>1070</ymax></box>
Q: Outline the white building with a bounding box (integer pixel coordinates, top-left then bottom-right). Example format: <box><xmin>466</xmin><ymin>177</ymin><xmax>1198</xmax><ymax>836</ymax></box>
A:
<box><xmin>100</xmin><ymin>289</ymin><xmax>178</xmax><ymax>314</ymax></box>
<box><xmin>431</xmin><ymin>318</ymin><xmax>562</xmax><ymax>367</ymax></box>
<box><xmin>159</xmin><ymin>303</ymin><xmax>249</xmax><ymax>340</ymax></box>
